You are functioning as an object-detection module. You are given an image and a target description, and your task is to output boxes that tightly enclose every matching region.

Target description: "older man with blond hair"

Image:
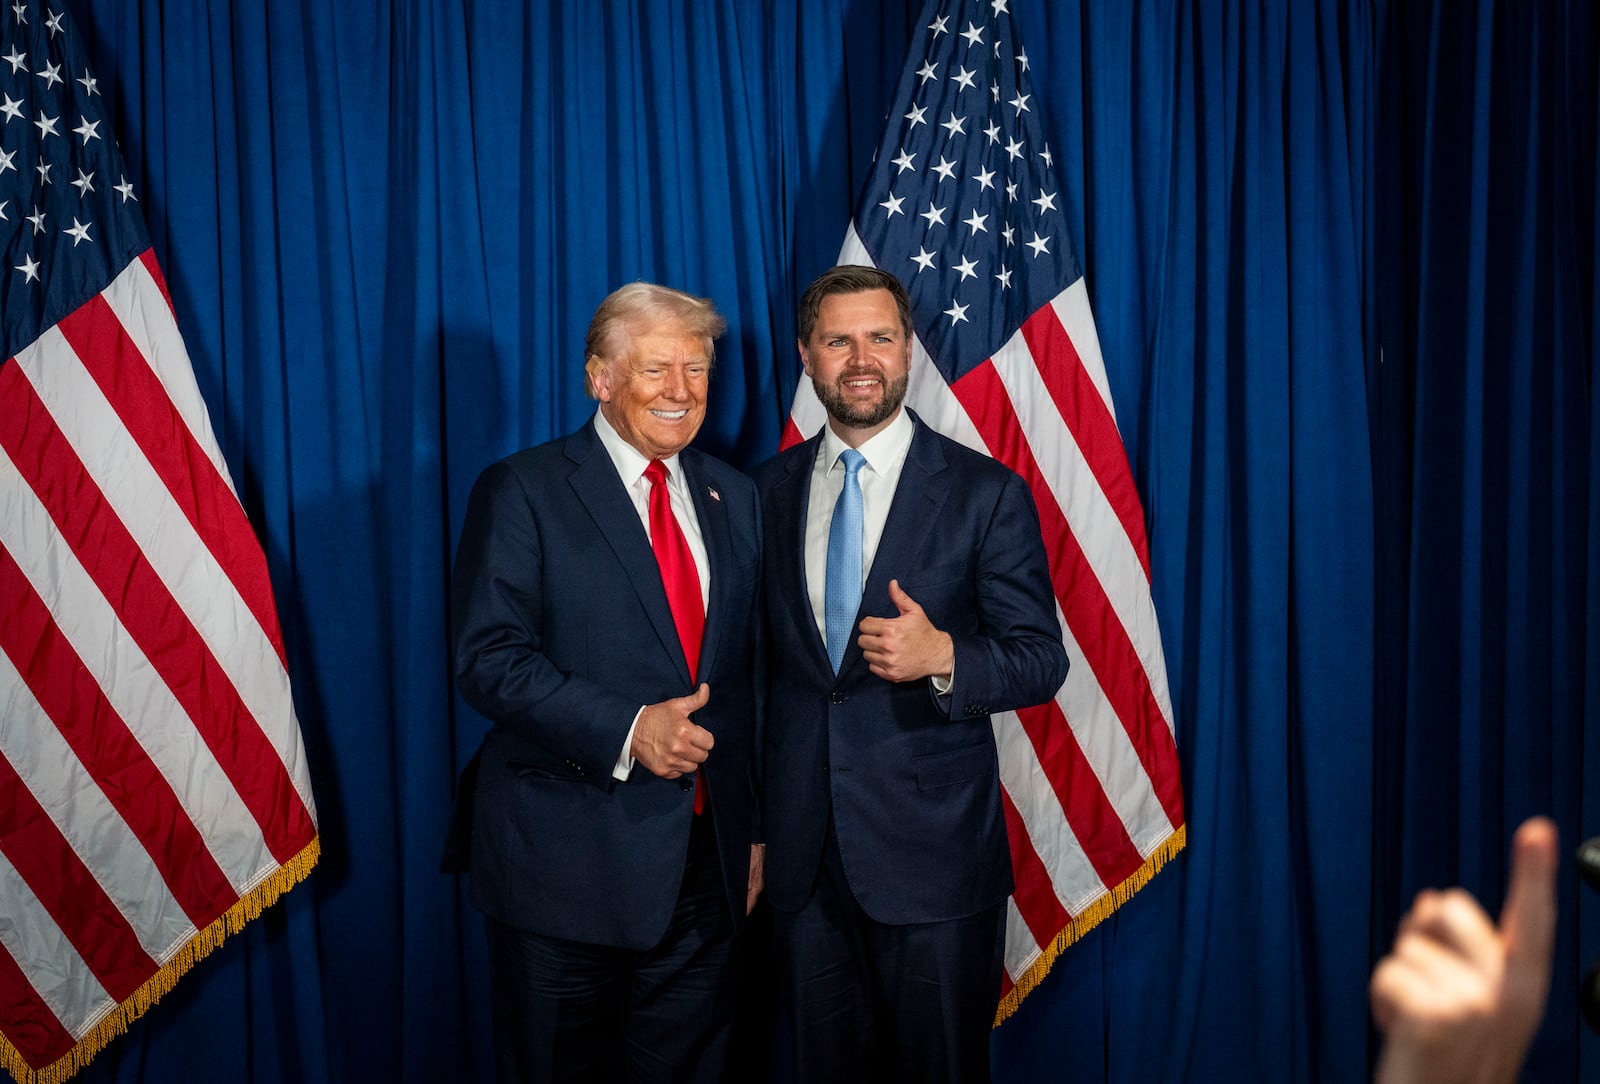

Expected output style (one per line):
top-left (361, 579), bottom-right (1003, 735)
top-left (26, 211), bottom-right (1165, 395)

top-left (452, 282), bottom-right (762, 1082)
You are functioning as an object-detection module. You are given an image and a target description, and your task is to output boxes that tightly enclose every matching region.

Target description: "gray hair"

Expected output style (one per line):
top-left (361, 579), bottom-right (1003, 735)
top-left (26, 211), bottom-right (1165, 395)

top-left (583, 282), bottom-right (726, 398)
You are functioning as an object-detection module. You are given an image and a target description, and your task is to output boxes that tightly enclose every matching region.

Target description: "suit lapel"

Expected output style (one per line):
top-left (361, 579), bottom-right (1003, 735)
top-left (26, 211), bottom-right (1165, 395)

top-left (683, 452), bottom-right (730, 682)
top-left (771, 435), bottom-right (832, 673)
top-left (565, 422), bottom-right (692, 686)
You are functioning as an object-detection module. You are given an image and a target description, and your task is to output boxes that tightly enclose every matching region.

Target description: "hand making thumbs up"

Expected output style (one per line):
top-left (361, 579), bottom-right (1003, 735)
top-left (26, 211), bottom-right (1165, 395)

top-left (856, 579), bottom-right (955, 683)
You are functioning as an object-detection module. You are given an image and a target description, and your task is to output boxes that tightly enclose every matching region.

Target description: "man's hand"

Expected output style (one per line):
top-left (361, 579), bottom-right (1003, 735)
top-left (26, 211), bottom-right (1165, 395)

top-left (747, 844), bottom-right (765, 915)
top-left (1370, 816), bottom-right (1558, 1084)
top-left (857, 579), bottom-right (955, 683)
top-left (631, 683), bottom-right (714, 779)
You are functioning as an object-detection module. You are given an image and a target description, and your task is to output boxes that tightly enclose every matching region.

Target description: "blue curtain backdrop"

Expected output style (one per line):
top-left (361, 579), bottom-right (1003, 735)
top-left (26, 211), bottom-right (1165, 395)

top-left (46, 0), bottom-right (1597, 1080)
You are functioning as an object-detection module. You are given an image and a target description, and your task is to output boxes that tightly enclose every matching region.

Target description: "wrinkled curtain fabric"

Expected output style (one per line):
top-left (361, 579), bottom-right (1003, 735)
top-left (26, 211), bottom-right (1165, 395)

top-left (60, 0), bottom-right (1598, 1080)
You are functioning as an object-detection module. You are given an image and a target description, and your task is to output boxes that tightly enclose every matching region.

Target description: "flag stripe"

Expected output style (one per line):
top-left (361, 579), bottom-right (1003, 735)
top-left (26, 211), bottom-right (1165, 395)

top-left (990, 319), bottom-right (1171, 731)
top-left (1018, 305), bottom-right (1152, 576)
top-left (996, 781), bottom-right (1073, 944)
top-left (0, 361), bottom-right (316, 865)
top-left (0, 934), bottom-right (78, 1068)
top-left (951, 362), bottom-right (1185, 827)
top-left (15, 319), bottom-right (308, 813)
top-left (1052, 617), bottom-right (1174, 857)
top-left (1014, 700), bottom-right (1147, 887)
top-left (0, 640), bottom-right (191, 1004)
top-left (0, 546), bottom-right (238, 930)
top-left (994, 707), bottom-right (1109, 907)
top-left (58, 285), bottom-right (287, 670)
top-left (0, 747), bottom-right (156, 1004)
top-left (0, 437), bottom-right (276, 897)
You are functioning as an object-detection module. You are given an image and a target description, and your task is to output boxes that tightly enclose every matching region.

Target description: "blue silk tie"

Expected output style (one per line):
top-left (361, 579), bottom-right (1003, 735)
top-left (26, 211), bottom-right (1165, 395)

top-left (824, 448), bottom-right (867, 674)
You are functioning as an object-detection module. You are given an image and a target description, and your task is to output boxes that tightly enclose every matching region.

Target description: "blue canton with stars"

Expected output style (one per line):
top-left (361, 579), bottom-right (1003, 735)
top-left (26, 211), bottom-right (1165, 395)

top-left (853, 0), bottom-right (1081, 383)
top-left (0, 0), bottom-right (147, 362)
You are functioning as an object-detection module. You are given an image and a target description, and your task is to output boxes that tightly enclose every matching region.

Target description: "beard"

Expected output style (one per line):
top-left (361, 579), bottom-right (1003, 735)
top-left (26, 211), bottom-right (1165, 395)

top-left (812, 369), bottom-right (909, 430)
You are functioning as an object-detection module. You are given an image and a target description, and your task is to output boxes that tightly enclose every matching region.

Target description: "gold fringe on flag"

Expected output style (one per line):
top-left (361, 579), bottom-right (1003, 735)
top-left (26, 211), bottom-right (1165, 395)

top-left (0, 835), bottom-right (321, 1084)
top-left (993, 824), bottom-right (1187, 1026)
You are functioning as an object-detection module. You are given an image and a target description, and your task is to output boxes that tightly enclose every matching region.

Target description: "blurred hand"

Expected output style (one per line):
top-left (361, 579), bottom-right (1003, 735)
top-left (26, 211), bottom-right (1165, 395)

top-left (1370, 816), bottom-right (1558, 1084)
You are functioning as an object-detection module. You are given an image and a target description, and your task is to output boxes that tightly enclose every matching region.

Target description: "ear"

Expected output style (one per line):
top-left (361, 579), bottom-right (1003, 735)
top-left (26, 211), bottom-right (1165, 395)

top-left (797, 340), bottom-right (814, 379)
top-left (586, 356), bottom-right (612, 402)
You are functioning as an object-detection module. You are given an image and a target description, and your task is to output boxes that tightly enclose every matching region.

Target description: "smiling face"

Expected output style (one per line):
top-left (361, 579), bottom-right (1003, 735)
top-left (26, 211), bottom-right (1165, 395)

top-left (590, 316), bottom-right (712, 460)
top-left (801, 287), bottom-right (912, 446)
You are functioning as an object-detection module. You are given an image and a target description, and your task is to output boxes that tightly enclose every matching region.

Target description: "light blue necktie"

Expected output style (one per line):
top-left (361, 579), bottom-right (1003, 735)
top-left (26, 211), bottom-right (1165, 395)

top-left (824, 448), bottom-right (867, 674)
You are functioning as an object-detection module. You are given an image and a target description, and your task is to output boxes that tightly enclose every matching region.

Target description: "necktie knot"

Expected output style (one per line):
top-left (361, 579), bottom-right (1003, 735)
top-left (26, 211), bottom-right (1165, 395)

top-left (838, 448), bottom-right (866, 479)
top-left (645, 460), bottom-right (669, 487)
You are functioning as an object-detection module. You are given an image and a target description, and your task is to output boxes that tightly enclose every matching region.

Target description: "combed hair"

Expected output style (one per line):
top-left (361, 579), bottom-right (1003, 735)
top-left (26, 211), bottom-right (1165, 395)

top-left (583, 282), bottom-right (726, 398)
top-left (796, 265), bottom-right (913, 343)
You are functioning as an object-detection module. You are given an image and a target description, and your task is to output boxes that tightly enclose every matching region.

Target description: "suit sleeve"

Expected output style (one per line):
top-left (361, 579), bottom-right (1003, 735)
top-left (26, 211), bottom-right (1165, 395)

top-left (943, 470), bottom-right (1069, 718)
top-left (451, 461), bottom-right (641, 783)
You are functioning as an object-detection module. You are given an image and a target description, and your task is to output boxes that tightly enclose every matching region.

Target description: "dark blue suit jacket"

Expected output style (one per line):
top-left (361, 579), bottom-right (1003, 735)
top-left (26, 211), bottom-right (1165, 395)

top-left (753, 413), bottom-right (1067, 925)
top-left (452, 419), bottom-right (760, 950)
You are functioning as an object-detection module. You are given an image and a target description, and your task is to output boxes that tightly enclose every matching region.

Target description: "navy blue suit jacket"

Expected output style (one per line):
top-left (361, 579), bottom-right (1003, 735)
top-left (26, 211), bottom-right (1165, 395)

top-left (452, 419), bottom-right (760, 950)
top-left (753, 412), bottom-right (1067, 925)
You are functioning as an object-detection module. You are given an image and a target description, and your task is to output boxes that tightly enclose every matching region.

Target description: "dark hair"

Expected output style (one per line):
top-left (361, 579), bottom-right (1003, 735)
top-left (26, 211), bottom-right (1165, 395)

top-left (796, 266), bottom-right (913, 343)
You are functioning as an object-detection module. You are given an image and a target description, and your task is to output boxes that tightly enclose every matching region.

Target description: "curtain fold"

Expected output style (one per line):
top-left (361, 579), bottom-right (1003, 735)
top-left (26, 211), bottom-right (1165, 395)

top-left (48, 1), bottom-right (1598, 1080)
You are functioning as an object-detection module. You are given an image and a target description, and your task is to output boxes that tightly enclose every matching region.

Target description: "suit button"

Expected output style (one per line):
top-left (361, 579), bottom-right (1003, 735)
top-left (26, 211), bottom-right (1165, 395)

top-left (678, 777), bottom-right (694, 792)
top-left (822, 762), bottom-right (829, 772)
top-left (830, 692), bottom-right (846, 704)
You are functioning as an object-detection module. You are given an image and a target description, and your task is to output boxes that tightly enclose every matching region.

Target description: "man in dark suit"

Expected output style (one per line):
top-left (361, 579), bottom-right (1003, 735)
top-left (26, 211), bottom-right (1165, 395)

top-left (452, 283), bottom-right (762, 1083)
top-left (753, 266), bottom-right (1068, 1082)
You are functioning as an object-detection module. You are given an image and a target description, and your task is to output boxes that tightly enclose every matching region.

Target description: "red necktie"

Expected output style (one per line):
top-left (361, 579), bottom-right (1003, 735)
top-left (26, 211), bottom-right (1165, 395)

top-left (645, 460), bottom-right (706, 813)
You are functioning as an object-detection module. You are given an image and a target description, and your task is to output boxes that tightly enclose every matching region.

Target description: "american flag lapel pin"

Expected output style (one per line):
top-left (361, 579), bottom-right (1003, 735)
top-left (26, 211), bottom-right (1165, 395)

top-left (707, 486), bottom-right (721, 502)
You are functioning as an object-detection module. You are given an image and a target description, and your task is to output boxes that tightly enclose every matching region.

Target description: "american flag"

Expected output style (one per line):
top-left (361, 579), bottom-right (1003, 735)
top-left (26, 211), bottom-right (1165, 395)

top-left (0, 3), bottom-right (318, 1082)
top-left (784, 0), bottom-right (1186, 1019)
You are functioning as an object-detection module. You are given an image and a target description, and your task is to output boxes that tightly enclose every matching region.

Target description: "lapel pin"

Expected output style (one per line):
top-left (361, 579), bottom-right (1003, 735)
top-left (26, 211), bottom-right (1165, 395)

top-left (707, 487), bottom-right (721, 502)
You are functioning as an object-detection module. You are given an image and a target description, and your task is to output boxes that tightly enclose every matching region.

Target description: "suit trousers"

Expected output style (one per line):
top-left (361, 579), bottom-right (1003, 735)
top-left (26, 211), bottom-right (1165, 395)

top-left (772, 813), bottom-right (1006, 1084)
top-left (485, 812), bottom-right (734, 1084)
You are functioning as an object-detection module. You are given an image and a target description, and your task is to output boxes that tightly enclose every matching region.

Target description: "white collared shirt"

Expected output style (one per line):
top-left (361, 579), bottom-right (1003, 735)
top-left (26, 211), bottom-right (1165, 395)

top-left (592, 408), bottom-right (710, 608)
top-left (804, 408), bottom-right (915, 642)
top-left (592, 408), bottom-right (710, 778)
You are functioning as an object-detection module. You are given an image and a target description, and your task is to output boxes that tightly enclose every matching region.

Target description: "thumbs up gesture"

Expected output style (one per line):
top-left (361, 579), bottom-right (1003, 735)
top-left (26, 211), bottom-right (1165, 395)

top-left (856, 579), bottom-right (955, 683)
top-left (1370, 816), bottom-right (1558, 1084)
top-left (632, 683), bottom-right (715, 778)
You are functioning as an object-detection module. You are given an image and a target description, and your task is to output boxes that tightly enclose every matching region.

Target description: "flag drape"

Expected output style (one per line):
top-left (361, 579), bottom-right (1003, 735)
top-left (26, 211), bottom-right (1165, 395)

top-left (782, 0), bottom-right (1185, 1019)
top-left (0, 4), bottom-right (318, 1081)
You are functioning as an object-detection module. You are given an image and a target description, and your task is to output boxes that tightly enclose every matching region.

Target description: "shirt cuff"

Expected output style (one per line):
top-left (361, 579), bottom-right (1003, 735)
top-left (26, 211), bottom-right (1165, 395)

top-left (931, 665), bottom-right (954, 697)
top-left (613, 707), bottom-right (644, 781)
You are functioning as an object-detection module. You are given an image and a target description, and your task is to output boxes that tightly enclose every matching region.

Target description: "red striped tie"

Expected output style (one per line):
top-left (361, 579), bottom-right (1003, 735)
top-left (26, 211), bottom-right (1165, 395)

top-left (645, 461), bottom-right (706, 814)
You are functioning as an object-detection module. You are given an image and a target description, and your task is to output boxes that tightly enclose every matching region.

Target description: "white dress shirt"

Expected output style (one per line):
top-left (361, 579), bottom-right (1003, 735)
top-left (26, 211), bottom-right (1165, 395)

top-left (592, 408), bottom-right (710, 778)
top-left (802, 409), bottom-right (952, 694)
top-left (804, 408), bottom-right (915, 640)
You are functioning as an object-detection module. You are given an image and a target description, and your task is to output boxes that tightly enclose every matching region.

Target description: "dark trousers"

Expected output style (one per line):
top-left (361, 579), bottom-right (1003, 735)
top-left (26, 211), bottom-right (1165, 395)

top-left (485, 813), bottom-right (735, 1084)
top-left (772, 817), bottom-right (1006, 1084)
